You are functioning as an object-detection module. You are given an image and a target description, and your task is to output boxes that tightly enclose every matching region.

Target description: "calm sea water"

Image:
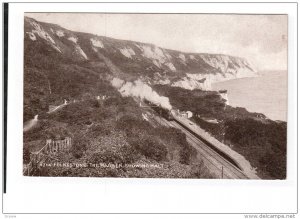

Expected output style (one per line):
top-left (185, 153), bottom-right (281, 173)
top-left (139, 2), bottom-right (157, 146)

top-left (212, 71), bottom-right (288, 121)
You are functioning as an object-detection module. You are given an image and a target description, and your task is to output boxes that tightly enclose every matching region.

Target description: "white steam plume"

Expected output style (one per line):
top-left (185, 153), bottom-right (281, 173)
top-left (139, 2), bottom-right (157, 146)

top-left (111, 78), bottom-right (172, 110)
top-left (111, 78), bottom-right (124, 88)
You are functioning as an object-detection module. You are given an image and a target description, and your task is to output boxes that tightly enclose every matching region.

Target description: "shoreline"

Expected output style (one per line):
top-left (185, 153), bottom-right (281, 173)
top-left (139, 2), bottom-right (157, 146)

top-left (212, 71), bottom-right (287, 122)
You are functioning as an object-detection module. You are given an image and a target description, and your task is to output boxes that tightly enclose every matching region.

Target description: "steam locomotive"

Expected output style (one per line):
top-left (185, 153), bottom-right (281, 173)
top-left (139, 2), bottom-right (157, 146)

top-left (144, 100), bottom-right (174, 121)
top-left (142, 100), bottom-right (242, 171)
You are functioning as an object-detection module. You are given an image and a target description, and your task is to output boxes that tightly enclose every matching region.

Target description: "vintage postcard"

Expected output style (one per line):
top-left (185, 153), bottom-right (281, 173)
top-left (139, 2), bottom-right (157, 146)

top-left (23, 13), bottom-right (287, 179)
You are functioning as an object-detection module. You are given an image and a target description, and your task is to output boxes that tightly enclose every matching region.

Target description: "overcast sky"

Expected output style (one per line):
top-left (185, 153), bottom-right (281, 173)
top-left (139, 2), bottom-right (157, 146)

top-left (26, 13), bottom-right (287, 71)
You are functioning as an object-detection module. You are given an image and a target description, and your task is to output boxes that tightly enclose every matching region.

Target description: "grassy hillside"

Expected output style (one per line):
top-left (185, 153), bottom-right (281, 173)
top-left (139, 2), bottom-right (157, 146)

top-left (24, 28), bottom-right (214, 178)
top-left (24, 33), bottom-right (110, 121)
top-left (24, 94), bottom-right (214, 178)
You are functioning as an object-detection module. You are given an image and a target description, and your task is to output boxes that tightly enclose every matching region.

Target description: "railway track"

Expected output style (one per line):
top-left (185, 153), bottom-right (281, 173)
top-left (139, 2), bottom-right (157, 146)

top-left (153, 115), bottom-right (249, 179)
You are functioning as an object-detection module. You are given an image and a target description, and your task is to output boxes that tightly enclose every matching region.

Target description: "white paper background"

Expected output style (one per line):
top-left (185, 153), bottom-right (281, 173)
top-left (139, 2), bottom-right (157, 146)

top-left (2, 2), bottom-right (298, 215)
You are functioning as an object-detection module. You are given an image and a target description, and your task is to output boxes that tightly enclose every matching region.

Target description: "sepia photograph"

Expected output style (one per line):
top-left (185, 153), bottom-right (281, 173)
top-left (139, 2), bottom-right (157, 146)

top-left (22, 13), bottom-right (287, 180)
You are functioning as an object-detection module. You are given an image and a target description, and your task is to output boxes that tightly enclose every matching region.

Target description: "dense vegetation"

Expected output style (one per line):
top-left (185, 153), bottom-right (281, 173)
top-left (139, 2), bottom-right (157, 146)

top-left (24, 38), bottom-right (213, 178)
top-left (24, 94), bottom-right (213, 178)
top-left (154, 85), bottom-right (287, 179)
top-left (24, 35), bottom-right (109, 121)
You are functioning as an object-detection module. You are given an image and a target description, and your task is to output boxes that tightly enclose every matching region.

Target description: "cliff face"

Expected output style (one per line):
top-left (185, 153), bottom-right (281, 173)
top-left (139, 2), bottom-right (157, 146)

top-left (24, 16), bottom-right (257, 91)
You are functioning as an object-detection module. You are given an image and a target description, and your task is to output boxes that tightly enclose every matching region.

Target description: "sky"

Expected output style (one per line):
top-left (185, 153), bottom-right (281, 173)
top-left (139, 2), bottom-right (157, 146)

top-left (26, 13), bottom-right (288, 71)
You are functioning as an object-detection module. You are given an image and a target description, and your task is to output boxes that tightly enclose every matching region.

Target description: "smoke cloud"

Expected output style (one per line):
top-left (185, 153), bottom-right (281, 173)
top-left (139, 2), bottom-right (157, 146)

top-left (111, 78), bottom-right (124, 88)
top-left (111, 78), bottom-right (172, 110)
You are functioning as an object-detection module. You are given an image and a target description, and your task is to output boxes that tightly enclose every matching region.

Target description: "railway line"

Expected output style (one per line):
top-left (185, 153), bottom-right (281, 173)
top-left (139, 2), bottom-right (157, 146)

top-left (152, 114), bottom-right (249, 179)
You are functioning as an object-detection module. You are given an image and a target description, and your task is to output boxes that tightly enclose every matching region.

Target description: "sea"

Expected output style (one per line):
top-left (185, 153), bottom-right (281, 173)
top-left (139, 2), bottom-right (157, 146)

top-left (212, 71), bottom-right (288, 121)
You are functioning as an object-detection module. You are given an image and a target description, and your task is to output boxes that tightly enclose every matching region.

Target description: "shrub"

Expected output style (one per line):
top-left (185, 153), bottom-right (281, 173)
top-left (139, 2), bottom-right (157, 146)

top-left (190, 161), bottom-right (215, 179)
top-left (224, 118), bottom-right (286, 179)
top-left (154, 126), bottom-right (195, 164)
top-left (90, 123), bottom-right (111, 136)
top-left (71, 135), bottom-right (88, 159)
top-left (129, 136), bottom-right (168, 162)
top-left (88, 143), bottom-right (137, 165)
top-left (116, 114), bottom-right (150, 137)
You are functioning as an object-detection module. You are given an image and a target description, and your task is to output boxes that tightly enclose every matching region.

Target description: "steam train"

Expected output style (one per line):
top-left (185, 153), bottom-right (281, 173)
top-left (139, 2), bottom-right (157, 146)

top-left (143, 99), bottom-right (242, 171)
top-left (144, 100), bottom-right (174, 121)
